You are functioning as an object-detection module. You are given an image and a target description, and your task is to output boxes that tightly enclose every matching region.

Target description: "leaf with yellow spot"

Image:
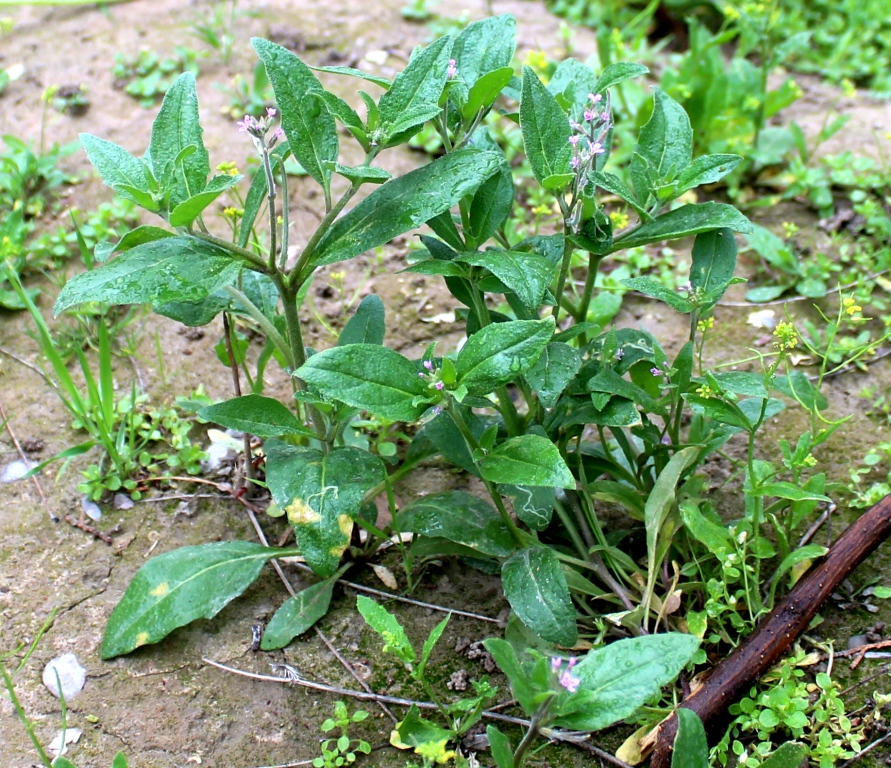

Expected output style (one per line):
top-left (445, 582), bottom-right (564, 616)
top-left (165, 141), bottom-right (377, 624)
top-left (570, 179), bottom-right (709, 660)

top-left (101, 541), bottom-right (286, 659)
top-left (265, 441), bottom-right (385, 578)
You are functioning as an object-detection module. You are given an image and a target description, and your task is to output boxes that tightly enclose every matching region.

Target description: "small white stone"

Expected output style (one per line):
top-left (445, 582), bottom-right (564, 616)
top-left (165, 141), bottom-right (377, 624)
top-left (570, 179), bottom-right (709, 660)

top-left (81, 496), bottom-right (102, 521)
top-left (364, 49), bottom-right (388, 65)
top-left (43, 653), bottom-right (87, 700)
top-left (113, 493), bottom-right (134, 511)
top-left (49, 727), bottom-right (82, 757)
top-left (0, 459), bottom-right (35, 483)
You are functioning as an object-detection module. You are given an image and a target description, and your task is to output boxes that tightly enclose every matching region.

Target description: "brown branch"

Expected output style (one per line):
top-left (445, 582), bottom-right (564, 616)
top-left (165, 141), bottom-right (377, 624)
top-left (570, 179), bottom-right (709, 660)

top-left (651, 493), bottom-right (891, 767)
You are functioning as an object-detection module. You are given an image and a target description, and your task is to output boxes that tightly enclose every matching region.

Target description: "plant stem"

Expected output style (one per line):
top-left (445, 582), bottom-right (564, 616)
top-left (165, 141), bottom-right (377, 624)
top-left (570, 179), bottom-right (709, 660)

top-left (552, 226), bottom-right (576, 325)
top-left (262, 147), bottom-right (278, 271)
top-left (223, 285), bottom-right (294, 369)
top-left (512, 698), bottom-right (553, 768)
top-left (223, 313), bottom-right (256, 494)
top-left (190, 229), bottom-right (269, 272)
top-left (278, 161), bottom-right (290, 271)
top-left (1, 662), bottom-right (53, 768)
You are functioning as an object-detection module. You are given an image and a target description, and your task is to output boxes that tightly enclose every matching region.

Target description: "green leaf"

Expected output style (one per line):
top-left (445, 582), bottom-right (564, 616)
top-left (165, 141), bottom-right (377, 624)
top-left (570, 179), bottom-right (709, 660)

top-left (253, 38), bottom-right (338, 192)
top-left (379, 37), bottom-right (453, 145)
top-left (614, 203), bottom-right (752, 251)
top-left (463, 66), bottom-right (514, 119)
top-left (327, 162), bottom-right (391, 185)
top-left (458, 250), bottom-right (554, 310)
top-left (590, 171), bottom-right (648, 217)
top-left (451, 14), bottom-right (517, 89)
top-left (689, 228), bottom-right (738, 302)
top-left (101, 541), bottom-right (277, 658)
top-left (266, 442), bottom-right (385, 577)
top-left (547, 58), bottom-right (596, 108)
top-left (774, 371), bottom-right (828, 411)
top-left (419, 614), bottom-right (450, 676)
top-left (622, 277), bottom-right (693, 313)
top-left (398, 491), bottom-right (516, 557)
top-left (80, 133), bottom-right (155, 207)
top-left (307, 64), bottom-right (392, 89)
top-left (391, 706), bottom-right (453, 749)
top-left (54, 237), bottom-right (241, 315)
top-left (631, 89), bottom-right (692, 202)
top-left (111, 753), bottom-right (129, 768)
top-left (502, 547), bottom-right (577, 646)
top-left (563, 397), bottom-right (642, 429)
top-left (712, 371), bottom-right (768, 399)
top-left (239, 163), bottom-right (268, 249)
top-left (148, 72), bottom-right (209, 205)
top-left (593, 62), bottom-right (649, 93)
top-left (554, 634), bottom-right (700, 730)
top-left (486, 726), bottom-right (514, 768)
top-left (677, 154), bottom-right (743, 193)
top-left (310, 149), bottom-right (501, 269)
top-left (261, 577), bottom-right (337, 649)
top-left (337, 294), bottom-right (385, 347)
top-left (673, 709), bottom-right (708, 768)
top-left (502, 484), bottom-right (555, 530)
top-left (680, 501), bottom-right (732, 555)
top-left (760, 743), bottom-right (808, 768)
top-left (467, 164), bottom-right (514, 246)
top-left (198, 395), bottom-right (315, 438)
top-left (168, 173), bottom-right (242, 228)
top-left (526, 342), bottom-right (581, 409)
top-left (296, 344), bottom-right (430, 422)
top-left (483, 638), bottom-right (536, 711)
top-left (456, 317), bottom-right (553, 394)
top-left (480, 434), bottom-right (575, 489)
top-left (520, 67), bottom-right (571, 187)
top-left (357, 595), bottom-right (415, 663)
top-left (109, 225), bottom-right (175, 257)
top-left (751, 482), bottom-right (831, 503)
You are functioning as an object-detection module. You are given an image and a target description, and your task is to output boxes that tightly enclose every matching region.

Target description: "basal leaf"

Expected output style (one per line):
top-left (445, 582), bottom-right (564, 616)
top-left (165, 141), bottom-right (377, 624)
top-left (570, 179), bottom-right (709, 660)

top-left (501, 547), bottom-right (577, 646)
top-left (198, 394), bottom-right (315, 438)
top-left (480, 434), bottom-right (575, 489)
top-left (456, 317), bottom-right (553, 394)
top-left (54, 237), bottom-right (240, 315)
top-left (265, 441), bottom-right (384, 577)
top-left (398, 491), bottom-right (516, 557)
top-left (261, 577), bottom-right (337, 649)
top-left (101, 541), bottom-right (277, 658)
top-left (554, 633), bottom-right (700, 730)
top-left (310, 149), bottom-right (501, 269)
top-left (296, 344), bottom-right (430, 422)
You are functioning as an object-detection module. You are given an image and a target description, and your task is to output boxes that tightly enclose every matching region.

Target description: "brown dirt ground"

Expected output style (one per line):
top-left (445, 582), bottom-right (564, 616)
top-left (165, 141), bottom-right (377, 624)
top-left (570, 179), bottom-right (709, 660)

top-left (1, 0), bottom-right (890, 766)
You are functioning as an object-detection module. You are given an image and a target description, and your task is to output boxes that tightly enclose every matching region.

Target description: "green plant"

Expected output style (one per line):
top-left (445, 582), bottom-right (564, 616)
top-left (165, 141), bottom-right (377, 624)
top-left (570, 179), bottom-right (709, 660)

top-left (313, 701), bottom-right (371, 768)
top-left (112, 47), bottom-right (202, 107)
top-left (189, 0), bottom-right (239, 65)
top-left (0, 134), bottom-right (76, 217)
top-left (218, 61), bottom-right (274, 120)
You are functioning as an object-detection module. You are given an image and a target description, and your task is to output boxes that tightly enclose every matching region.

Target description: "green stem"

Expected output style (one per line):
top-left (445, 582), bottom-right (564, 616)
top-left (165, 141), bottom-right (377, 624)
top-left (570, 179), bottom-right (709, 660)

top-left (552, 225), bottom-right (576, 325)
top-left (512, 698), bottom-right (553, 768)
top-left (552, 497), bottom-right (589, 560)
top-left (262, 147), bottom-right (278, 271)
top-left (278, 160), bottom-right (290, 271)
top-left (190, 230), bottom-right (269, 272)
top-left (1, 663), bottom-right (53, 768)
top-left (223, 285), bottom-right (294, 369)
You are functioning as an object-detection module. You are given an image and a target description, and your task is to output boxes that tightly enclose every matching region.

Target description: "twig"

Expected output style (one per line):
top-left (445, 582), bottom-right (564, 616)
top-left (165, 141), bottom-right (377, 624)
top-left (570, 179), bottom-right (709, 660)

top-left (64, 514), bottom-right (112, 545)
top-left (201, 658), bottom-right (633, 768)
top-left (0, 398), bottom-right (58, 523)
top-left (241, 501), bottom-right (396, 723)
top-left (798, 505), bottom-right (833, 548)
top-left (135, 493), bottom-right (221, 503)
top-left (0, 347), bottom-right (51, 383)
top-left (840, 664), bottom-right (890, 697)
top-left (838, 730), bottom-right (891, 767)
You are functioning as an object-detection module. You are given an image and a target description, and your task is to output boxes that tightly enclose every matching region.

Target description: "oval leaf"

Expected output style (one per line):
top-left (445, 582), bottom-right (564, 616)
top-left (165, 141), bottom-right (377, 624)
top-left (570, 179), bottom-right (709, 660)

top-left (198, 395), bottom-right (315, 438)
top-left (101, 542), bottom-right (277, 659)
top-left (480, 434), bottom-right (575, 489)
top-left (261, 577), bottom-right (337, 650)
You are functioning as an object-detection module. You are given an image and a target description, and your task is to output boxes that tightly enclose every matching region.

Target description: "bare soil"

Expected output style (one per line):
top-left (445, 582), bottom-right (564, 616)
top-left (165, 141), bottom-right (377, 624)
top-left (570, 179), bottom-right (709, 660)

top-left (1, 0), bottom-right (890, 766)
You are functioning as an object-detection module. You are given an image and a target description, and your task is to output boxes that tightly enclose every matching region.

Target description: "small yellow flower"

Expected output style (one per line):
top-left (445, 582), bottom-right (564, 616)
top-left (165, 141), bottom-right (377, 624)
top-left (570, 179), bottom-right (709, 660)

top-left (781, 221), bottom-right (799, 239)
top-left (842, 79), bottom-right (857, 99)
top-left (843, 296), bottom-right (862, 315)
top-left (414, 739), bottom-right (456, 765)
top-left (524, 50), bottom-right (549, 77)
top-left (609, 210), bottom-right (630, 229)
top-left (330, 271), bottom-right (346, 281)
top-left (216, 161), bottom-right (240, 176)
top-left (222, 207), bottom-right (243, 220)
top-left (696, 384), bottom-right (716, 398)
top-left (532, 204), bottom-right (551, 217)
top-left (773, 321), bottom-right (799, 351)
top-left (723, 4), bottom-right (741, 20)
top-left (743, 95), bottom-right (761, 112)
top-left (697, 317), bottom-right (715, 333)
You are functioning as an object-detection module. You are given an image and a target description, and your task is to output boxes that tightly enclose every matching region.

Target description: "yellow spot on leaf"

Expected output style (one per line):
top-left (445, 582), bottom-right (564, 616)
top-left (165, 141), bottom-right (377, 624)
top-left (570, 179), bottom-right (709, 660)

top-left (134, 632), bottom-right (149, 648)
top-left (337, 514), bottom-right (353, 536)
top-left (286, 499), bottom-right (321, 526)
top-left (150, 582), bottom-right (169, 598)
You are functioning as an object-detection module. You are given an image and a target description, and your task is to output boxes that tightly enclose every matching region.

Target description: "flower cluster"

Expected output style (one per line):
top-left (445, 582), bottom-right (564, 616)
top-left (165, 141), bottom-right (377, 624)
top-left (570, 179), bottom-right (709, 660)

top-left (773, 321), bottom-right (799, 351)
top-left (419, 359), bottom-right (444, 391)
top-left (550, 656), bottom-right (581, 693)
top-left (568, 91), bottom-right (611, 175)
top-left (237, 107), bottom-right (284, 155)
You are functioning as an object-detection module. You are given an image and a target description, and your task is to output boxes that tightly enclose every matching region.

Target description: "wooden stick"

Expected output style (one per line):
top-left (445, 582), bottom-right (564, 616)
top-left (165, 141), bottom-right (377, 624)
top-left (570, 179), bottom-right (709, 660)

top-left (651, 493), bottom-right (891, 767)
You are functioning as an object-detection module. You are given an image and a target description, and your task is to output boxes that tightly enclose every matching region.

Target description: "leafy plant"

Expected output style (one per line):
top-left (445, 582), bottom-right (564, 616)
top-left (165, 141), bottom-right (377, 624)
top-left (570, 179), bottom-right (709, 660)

top-left (313, 701), bottom-right (371, 768)
top-left (112, 47), bottom-right (202, 107)
top-left (189, 0), bottom-right (240, 65)
top-left (218, 61), bottom-right (274, 120)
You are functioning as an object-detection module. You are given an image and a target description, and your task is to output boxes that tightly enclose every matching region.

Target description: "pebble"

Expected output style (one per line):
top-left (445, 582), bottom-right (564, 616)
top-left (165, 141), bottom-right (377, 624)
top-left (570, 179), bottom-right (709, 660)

top-left (847, 634), bottom-right (868, 650)
top-left (43, 653), bottom-right (87, 700)
top-left (0, 459), bottom-right (35, 483)
top-left (81, 496), bottom-right (102, 521)
top-left (113, 493), bottom-right (134, 511)
top-left (48, 727), bottom-right (82, 757)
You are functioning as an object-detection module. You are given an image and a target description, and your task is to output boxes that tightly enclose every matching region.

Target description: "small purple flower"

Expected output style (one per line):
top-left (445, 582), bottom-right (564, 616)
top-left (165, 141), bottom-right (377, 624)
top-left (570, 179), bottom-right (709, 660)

top-left (601, 110), bottom-right (611, 124)
top-left (560, 671), bottom-right (580, 693)
top-left (418, 372), bottom-right (425, 378)
top-left (570, 156), bottom-right (580, 169)
top-left (423, 360), bottom-right (434, 372)
top-left (550, 657), bottom-right (562, 671)
top-left (661, 434), bottom-right (672, 445)
top-left (584, 109), bottom-right (595, 122)
top-left (569, 134), bottom-right (581, 145)
top-left (434, 381), bottom-right (444, 391)
top-left (678, 281), bottom-right (693, 294)
top-left (588, 92), bottom-right (602, 105)
top-left (590, 142), bottom-right (605, 156)
top-left (650, 367), bottom-right (661, 376)
top-left (447, 58), bottom-right (458, 79)
top-left (266, 107), bottom-right (277, 118)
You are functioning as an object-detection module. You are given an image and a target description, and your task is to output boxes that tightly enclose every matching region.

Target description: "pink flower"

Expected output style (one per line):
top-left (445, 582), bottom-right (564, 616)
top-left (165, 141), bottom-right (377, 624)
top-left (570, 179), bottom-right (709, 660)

top-left (434, 381), bottom-right (444, 390)
top-left (559, 670), bottom-right (580, 693)
top-left (447, 59), bottom-right (458, 79)
top-left (590, 142), bottom-right (605, 155)
top-left (569, 134), bottom-right (581, 145)
top-left (651, 367), bottom-right (662, 376)
top-left (550, 657), bottom-right (562, 671)
top-left (584, 109), bottom-right (595, 122)
top-left (266, 107), bottom-right (277, 118)
top-left (588, 92), bottom-right (602, 104)
top-left (423, 360), bottom-right (434, 372)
